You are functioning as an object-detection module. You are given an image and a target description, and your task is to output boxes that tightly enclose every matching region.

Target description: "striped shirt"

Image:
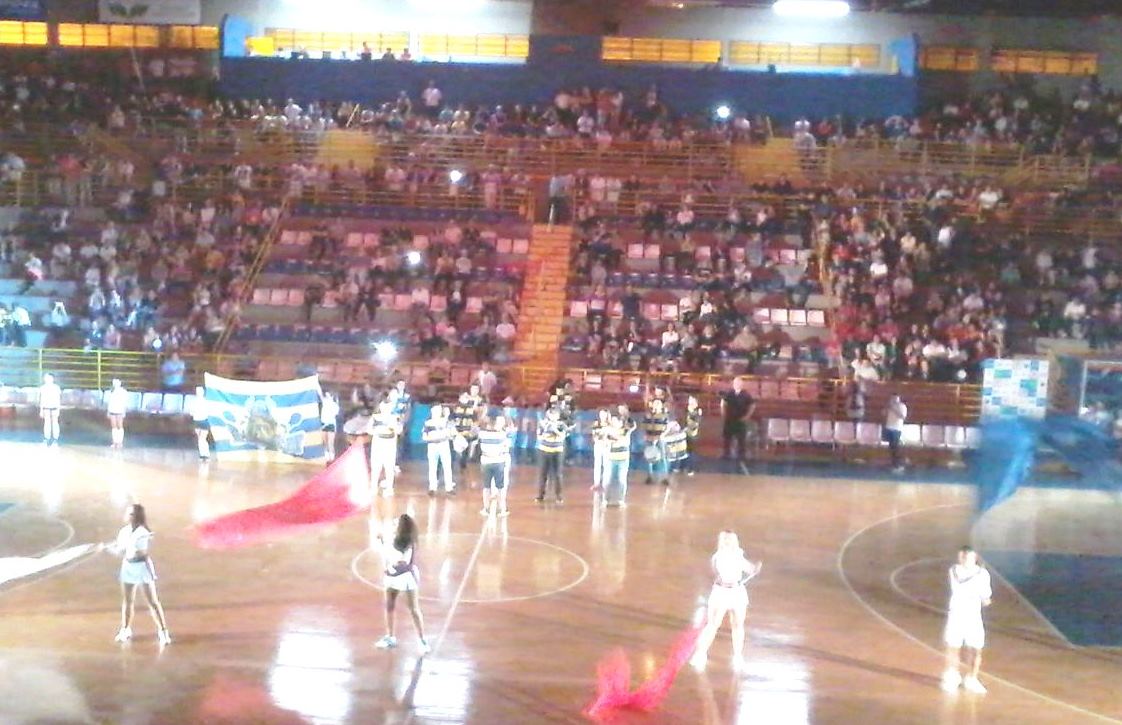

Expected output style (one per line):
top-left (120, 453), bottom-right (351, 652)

top-left (422, 418), bottom-right (454, 446)
top-left (643, 411), bottom-right (668, 440)
top-left (368, 414), bottom-right (401, 440)
top-left (662, 426), bottom-right (689, 461)
top-left (537, 418), bottom-right (568, 454)
top-left (686, 408), bottom-right (702, 438)
top-left (478, 428), bottom-right (512, 465)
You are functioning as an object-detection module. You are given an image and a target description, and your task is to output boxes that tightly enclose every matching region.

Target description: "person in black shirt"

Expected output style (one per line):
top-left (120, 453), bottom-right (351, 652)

top-left (720, 376), bottom-right (755, 473)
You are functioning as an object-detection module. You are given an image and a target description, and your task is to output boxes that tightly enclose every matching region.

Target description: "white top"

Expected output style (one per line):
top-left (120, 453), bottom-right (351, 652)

top-left (885, 399), bottom-right (908, 431)
top-left (106, 387), bottom-right (130, 415)
top-left (190, 396), bottom-right (208, 423)
top-left (367, 413), bottom-right (401, 440)
top-left (321, 396), bottom-right (340, 425)
top-left (113, 524), bottom-right (152, 561)
top-left (712, 548), bottom-right (754, 588)
top-left (383, 542), bottom-right (414, 576)
top-left (947, 564), bottom-right (992, 617)
top-left (39, 382), bottom-right (61, 409)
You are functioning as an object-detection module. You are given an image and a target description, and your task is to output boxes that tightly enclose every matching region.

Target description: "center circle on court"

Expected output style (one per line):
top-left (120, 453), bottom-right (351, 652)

top-left (351, 533), bottom-right (589, 604)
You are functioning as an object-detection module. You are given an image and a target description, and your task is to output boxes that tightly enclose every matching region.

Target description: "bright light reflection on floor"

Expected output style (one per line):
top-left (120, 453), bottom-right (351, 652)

top-left (735, 660), bottom-right (810, 724)
top-left (268, 613), bottom-right (353, 722)
top-left (410, 659), bottom-right (472, 721)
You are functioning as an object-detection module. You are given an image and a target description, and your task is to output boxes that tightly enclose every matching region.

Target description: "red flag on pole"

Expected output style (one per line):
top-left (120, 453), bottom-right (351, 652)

top-left (191, 443), bottom-right (371, 549)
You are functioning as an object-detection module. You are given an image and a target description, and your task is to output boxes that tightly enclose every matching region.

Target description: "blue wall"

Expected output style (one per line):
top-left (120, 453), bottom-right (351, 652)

top-left (218, 54), bottom-right (917, 122)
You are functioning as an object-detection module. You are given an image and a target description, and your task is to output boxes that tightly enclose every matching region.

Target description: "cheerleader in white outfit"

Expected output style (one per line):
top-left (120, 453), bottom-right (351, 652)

top-left (39, 373), bottom-right (62, 445)
top-left (374, 514), bottom-right (429, 653)
top-left (941, 546), bottom-right (993, 694)
top-left (105, 379), bottom-right (129, 449)
top-left (690, 531), bottom-right (762, 671)
top-left (101, 504), bottom-right (171, 645)
top-left (190, 386), bottom-right (210, 460)
top-left (321, 390), bottom-right (340, 462)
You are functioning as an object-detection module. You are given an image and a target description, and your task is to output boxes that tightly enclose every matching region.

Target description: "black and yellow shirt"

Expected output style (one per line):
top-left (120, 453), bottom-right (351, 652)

top-left (685, 408), bottom-right (702, 439)
top-left (452, 401), bottom-right (480, 439)
top-left (662, 426), bottom-right (689, 461)
top-left (643, 410), bottom-right (669, 441)
top-left (537, 418), bottom-right (569, 454)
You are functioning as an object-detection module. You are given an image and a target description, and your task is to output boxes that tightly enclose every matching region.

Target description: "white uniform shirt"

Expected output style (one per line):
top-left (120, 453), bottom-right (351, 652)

top-left (321, 396), bottom-right (340, 426)
top-left (885, 400), bottom-right (908, 431)
top-left (191, 396), bottom-right (208, 423)
top-left (947, 564), bottom-right (992, 618)
top-left (113, 524), bottom-right (152, 561)
top-left (39, 382), bottom-right (61, 409)
top-left (106, 387), bottom-right (130, 415)
top-left (368, 414), bottom-right (401, 442)
top-left (712, 548), bottom-right (752, 587)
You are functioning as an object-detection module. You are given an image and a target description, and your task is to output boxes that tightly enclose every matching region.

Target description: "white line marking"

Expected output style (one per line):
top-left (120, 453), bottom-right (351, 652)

top-left (431, 523), bottom-right (488, 656)
top-left (836, 502), bottom-right (1122, 723)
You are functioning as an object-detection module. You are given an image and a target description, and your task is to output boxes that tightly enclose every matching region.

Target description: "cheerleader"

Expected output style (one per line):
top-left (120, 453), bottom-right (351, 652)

top-left (690, 531), bottom-right (762, 671)
top-left (105, 378), bottom-right (129, 449)
top-left (39, 372), bottom-right (61, 446)
top-left (367, 399), bottom-right (403, 496)
top-left (190, 386), bottom-right (210, 460)
top-left (590, 409), bottom-right (612, 493)
top-left (374, 514), bottom-right (430, 653)
top-left (321, 390), bottom-right (340, 462)
top-left (101, 503), bottom-right (171, 646)
top-left (423, 404), bottom-right (456, 496)
top-left (684, 395), bottom-right (702, 476)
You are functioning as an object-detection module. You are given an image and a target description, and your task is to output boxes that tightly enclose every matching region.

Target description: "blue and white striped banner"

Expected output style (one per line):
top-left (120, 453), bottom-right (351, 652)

top-left (203, 373), bottom-right (324, 461)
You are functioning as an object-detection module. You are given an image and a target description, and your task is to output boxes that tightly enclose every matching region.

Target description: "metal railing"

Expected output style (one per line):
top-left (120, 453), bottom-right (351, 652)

top-left (0, 348), bottom-right (981, 424)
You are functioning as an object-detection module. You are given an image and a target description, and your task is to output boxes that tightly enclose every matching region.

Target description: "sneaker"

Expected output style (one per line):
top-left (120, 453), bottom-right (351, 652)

top-left (479, 507), bottom-right (491, 516)
top-left (555, 498), bottom-right (564, 506)
top-left (689, 652), bottom-right (707, 670)
top-left (661, 479), bottom-right (671, 487)
top-left (686, 470), bottom-right (696, 477)
top-left (114, 627), bottom-right (132, 643)
top-left (644, 477), bottom-right (654, 486)
top-left (418, 638), bottom-right (431, 655)
top-left (498, 509), bottom-right (510, 518)
top-left (941, 670), bottom-right (962, 692)
top-left (374, 635), bottom-right (397, 649)
top-left (158, 629), bottom-right (172, 646)
top-left (534, 496), bottom-right (545, 504)
top-left (446, 488), bottom-right (457, 497)
top-left (427, 490), bottom-right (436, 497)
top-left (892, 465), bottom-right (906, 474)
top-left (962, 676), bottom-right (987, 694)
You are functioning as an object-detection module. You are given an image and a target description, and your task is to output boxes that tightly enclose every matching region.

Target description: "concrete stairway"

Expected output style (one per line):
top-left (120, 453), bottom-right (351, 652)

top-left (513, 224), bottom-right (573, 398)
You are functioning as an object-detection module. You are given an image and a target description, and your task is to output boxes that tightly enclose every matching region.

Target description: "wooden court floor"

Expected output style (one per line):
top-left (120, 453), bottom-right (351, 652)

top-left (0, 439), bottom-right (1120, 724)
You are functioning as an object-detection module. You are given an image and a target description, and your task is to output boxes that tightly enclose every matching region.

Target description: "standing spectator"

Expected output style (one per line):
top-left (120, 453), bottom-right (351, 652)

top-left (884, 394), bottom-right (908, 473)
top-left (476, 363), bottom-right (497, 401)
top-left (720, 376), bottom-right (755, 473)
top-left (161, 352), bottom-right (186, 392)
top-left (10, 304), bottom-right (31, 347)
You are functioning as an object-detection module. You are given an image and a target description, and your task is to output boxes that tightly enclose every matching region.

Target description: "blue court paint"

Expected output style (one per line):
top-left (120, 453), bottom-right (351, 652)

top-left (982, 550), bottom-right (1122, 647)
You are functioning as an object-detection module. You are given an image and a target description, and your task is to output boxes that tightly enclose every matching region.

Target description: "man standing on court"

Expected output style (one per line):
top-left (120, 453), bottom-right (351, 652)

top-left (720, 376), bottom-right (755, 474)
top-left (941, 546), bottom-right (992, 694)
top-left (423, 404), bottom-right (456, 496)
top-left (884, 393), bottom-right (908, 473)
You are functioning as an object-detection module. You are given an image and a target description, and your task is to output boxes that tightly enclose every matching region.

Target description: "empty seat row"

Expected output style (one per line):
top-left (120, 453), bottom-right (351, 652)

top-left (0, 386), bottom-right (193, 416)
top-left (569, 299), bottom-right (826, 327)
top-left (250, 288), bottom-right (487, 315)
top-left (292, 203), bottom-right (517, 224)
top-left (766, 419), bottom-right (981, 450)
top-left (625, 243), bottom-right (811, 266)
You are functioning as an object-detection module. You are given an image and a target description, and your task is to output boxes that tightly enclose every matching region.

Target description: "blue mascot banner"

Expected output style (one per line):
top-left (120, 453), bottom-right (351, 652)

top-left (203, 373), bottom-right (324, 461)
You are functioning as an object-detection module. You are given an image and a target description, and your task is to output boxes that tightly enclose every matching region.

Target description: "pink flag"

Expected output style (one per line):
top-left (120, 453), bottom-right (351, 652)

top-left (584, 625), bottom-right (703, 721)
top-left (191, 443), bottom-right (370, 549)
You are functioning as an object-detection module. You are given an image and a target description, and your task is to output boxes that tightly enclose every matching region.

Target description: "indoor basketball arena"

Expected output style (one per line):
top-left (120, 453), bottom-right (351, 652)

top-left (1, 0), bottom-right (1121, 723)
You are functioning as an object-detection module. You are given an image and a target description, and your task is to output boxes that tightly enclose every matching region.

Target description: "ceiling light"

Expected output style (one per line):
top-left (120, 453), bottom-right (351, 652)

top-left (773, 0), bottom-right (850, 18)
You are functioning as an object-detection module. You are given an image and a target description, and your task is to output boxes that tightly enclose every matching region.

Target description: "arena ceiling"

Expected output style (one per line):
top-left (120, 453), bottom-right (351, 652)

top-left (642, 0), bottom-right (1122, 15)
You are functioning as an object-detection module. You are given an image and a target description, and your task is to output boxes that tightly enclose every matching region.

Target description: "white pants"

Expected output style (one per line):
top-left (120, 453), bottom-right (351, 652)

top-left (427, 443), bottom-right (454, 491)
top-left (944, 612), bottom-right (985, 650)
top-left (371, 439), bottom-right (397, 491)
top-left (42, 409), bottom-right (60, 441)
top-left (592, 443), bottom-right (610, 488)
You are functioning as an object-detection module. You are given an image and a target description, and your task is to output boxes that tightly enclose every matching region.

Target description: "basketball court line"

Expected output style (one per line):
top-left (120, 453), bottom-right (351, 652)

top-left (837, 502), bottom-right (1122, 724)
